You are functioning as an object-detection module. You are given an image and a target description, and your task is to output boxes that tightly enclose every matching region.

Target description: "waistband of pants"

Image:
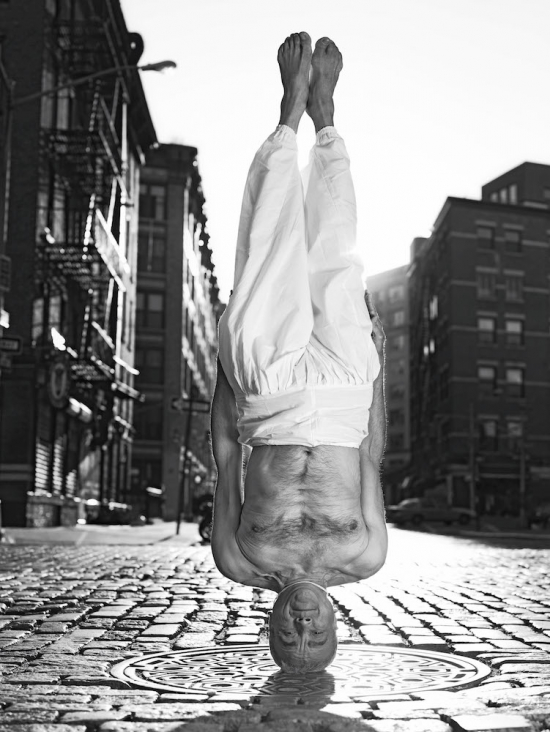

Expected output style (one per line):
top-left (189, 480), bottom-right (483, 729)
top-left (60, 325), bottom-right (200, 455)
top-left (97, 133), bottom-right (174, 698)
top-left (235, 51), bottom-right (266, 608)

top-left (235, 383), bottom-right (373, 412)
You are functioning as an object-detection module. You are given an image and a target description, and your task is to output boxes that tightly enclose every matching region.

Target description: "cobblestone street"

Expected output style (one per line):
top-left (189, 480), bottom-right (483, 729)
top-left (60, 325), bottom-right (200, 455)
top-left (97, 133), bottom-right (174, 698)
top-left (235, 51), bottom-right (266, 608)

top-left (1, 528), bottom-right (550, 731)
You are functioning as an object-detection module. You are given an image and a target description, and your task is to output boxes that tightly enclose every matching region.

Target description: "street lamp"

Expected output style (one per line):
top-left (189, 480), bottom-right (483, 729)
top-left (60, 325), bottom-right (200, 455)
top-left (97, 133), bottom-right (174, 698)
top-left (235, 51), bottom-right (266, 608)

top-left (11, 60), bottom-right (177, 107)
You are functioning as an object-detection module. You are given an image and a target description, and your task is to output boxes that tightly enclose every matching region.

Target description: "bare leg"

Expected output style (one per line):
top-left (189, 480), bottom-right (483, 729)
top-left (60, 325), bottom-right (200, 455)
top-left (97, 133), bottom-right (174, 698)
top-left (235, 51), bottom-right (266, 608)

top-left (278, 32), bottom-right (312, 133)
top-left (306, 38), bottom-right (343, 132)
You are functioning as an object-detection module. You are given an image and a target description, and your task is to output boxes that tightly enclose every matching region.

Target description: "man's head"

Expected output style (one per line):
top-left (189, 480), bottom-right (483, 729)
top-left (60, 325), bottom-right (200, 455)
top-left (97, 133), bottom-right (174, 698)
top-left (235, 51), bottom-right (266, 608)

top-left (269, 580), bottom-right (337, 673)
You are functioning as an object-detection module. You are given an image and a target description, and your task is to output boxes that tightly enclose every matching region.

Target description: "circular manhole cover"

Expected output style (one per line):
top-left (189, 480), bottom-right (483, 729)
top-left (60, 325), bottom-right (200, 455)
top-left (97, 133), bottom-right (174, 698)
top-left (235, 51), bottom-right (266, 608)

top-left (112, 645), bottom-right (491, 699)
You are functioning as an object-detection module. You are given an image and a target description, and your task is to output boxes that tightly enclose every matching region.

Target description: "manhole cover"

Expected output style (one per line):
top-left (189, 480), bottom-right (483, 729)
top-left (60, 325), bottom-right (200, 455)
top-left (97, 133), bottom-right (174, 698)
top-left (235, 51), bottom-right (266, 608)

top-left (112, 645), bottom-right (491, 699)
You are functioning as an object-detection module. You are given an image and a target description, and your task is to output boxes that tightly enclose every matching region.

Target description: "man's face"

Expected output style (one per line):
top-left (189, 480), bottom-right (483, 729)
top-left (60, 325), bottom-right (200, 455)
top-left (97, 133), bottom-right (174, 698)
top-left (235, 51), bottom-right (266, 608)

top-left (269, 583), bottom-right (337, 672)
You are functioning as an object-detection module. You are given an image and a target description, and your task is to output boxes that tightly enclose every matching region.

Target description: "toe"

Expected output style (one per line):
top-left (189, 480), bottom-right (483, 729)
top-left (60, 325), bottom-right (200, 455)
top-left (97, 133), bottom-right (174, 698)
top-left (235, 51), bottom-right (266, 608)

top-left (299, 31), bottom-right (311, 45)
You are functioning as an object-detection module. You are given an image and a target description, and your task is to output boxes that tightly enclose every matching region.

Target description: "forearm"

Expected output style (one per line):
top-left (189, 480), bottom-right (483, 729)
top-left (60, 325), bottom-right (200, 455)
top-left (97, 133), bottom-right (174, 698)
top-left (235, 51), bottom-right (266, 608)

top-left (359, 450), bottom-right (386, 523)
top-left (360, 352), bottom-right (387, 464)
top-left (211, 358), bottom-right (244, 514)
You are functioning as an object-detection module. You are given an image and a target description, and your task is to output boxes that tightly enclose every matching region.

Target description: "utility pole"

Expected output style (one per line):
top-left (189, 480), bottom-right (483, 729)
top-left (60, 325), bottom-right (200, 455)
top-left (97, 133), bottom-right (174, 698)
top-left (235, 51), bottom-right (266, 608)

top-left (175, 392), bottom-right (194, 536)
top-left (174, 388), bottom-right (211, 535)
top-left (519, 432), bottom-right (527, 529)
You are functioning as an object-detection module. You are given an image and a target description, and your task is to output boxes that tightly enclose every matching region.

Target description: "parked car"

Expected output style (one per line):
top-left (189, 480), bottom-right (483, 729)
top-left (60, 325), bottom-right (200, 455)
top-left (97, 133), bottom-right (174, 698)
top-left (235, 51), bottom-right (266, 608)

top-left (386, 498), bottom-right (476, 527)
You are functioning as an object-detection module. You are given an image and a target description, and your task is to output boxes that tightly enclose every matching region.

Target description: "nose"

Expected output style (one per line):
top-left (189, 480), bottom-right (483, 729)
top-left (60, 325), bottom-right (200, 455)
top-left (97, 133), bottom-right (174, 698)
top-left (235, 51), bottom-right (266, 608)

top-left (295, 615), bottom-right (312, 625)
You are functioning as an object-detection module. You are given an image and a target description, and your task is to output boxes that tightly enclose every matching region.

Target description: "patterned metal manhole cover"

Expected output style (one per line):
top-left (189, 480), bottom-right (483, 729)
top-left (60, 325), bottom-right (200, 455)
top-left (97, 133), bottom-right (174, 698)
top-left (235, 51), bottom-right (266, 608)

top-left (112, 645), bottom-right (491, 699)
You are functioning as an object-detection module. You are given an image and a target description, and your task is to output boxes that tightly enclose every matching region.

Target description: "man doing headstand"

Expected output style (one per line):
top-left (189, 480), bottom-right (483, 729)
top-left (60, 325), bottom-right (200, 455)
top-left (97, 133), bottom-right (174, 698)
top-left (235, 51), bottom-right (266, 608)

top-left (211, 32), bottom-right (388, 673)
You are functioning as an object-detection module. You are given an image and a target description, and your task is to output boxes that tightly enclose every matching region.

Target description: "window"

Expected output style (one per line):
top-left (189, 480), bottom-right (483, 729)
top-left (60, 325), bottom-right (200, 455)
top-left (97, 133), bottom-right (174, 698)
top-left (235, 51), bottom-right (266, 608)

top-left (49, 293), bottom-right (62, 332)
top-left (429, 295), bottom-right (438, 320)
top-left (508, 184), bottom-right (518, 205)
top-left (504, 230), bottom-right (522, 253)
top-left (477, 272), bottom-right (496, 299)
top-left (136, 291), bottom-right (165, 329)
top-left (134, 404), bottom-right (163, 441)
top-left (506, 419), bottom-right (523, 451)
top-left (389, 334), bottom-right (405, 351)
top-left (499, 188), bottom-right (508, 204)
top-left (389, 434), bottom-right (404, 451)
top-left (133, 458), bottom-right (162, 488)
top-left (32, 297), bottom-right (44, 346)
top-left (138, 230), bottom-right (167, 273)
top-left (135, 347), bottom-right (164, 384)
top-left (388, 359), bottom-right (406, 378)
top-left (389, 384), bottom-right (405, 401)
top-left (505, 274), bottom-right (523, 302)
top-left (543, 187), bottom-right (550, 201)
top-left (506, 367), bottom-right (524, 397)
top-left (389, 409), bottom-right (405, 426)
top-left (505, 319), bottom-right (524, 346)
top-left (489, 192), bottom-right (499, 203)
top-left (139, 184), bottom-right (167, 220)
top-left (478, 316), bottom-right (496, 344)
top-left (477, 226), bottom-right (494, 249)
top-left (388, 285), bottom-right (405, 303)
top-left (478, 365), bottom-right (497, 394)
top-left (392, 310), bottom-right (405, 327)
top-left (479, 419), bottom-right (498, 451)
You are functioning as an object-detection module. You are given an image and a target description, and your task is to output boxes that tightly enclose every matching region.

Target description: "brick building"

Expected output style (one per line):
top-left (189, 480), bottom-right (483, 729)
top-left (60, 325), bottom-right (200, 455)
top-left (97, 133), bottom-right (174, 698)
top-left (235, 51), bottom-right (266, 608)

top-left (132, 144), bottom-right (222, 522)
top-left (0, 0), bottom-right (156, 525)
top-left (409, 163), bottom-right (550, 519)
top-left (367, 265), bottom-right (410, 503)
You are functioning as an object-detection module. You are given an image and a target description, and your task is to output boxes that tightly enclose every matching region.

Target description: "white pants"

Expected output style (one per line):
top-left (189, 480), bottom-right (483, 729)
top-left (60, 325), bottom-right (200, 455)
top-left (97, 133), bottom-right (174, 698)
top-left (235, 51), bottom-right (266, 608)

top-left (218, 125), bottom-right (380, 447)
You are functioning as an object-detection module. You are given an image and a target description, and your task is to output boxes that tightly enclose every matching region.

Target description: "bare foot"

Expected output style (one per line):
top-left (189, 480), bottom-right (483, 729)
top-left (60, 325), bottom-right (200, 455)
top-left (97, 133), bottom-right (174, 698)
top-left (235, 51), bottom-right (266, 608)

top-left (277, 32), bottom-right (312, 133)
top-left (307, 37), bottom-right (343, 132)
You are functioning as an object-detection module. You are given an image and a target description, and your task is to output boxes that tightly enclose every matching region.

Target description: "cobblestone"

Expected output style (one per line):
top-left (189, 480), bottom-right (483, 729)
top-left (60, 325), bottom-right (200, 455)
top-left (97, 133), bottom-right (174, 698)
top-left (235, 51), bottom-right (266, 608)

top-left (1, 531), bottom-right (550, 730)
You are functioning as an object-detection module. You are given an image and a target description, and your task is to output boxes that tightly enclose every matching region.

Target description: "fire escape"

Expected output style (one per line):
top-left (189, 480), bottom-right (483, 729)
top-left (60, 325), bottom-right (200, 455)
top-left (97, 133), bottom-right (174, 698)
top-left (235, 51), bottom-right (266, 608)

top-left (34, 6), bottom-right (139, 503)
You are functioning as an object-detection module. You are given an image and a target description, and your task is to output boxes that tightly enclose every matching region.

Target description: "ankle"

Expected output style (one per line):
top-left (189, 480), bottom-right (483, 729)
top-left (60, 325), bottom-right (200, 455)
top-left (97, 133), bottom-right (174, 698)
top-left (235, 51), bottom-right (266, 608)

top-left (308, 101), bottom-right (334, 132)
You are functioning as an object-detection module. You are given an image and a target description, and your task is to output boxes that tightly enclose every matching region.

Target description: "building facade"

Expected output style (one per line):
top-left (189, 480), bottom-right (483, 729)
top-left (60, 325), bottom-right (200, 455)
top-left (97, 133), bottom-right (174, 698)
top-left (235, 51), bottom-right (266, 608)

top-left (367, 265), bottom-right (410, 503)
top-left (0, 0), bottom-right (156, 526)
top-left (132, 144), bottom-right (222, 522)
top-left (409, 163), bottom-right (550, 519)
top-left (0, 45), bottom-right (11, 358)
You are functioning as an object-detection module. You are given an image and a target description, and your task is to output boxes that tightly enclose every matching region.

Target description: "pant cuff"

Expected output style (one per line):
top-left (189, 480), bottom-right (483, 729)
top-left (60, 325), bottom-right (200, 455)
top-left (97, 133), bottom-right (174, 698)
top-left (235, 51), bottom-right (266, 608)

top-left (316, 126), bottom-right (339, 144)
top-left (274, 124), bottom-right (298, 144)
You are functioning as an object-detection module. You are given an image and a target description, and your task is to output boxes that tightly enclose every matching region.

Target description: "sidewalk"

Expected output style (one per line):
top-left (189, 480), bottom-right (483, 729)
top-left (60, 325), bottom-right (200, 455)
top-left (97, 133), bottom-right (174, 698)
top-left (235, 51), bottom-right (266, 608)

top-left (1, 520), bottom-right (201, 546)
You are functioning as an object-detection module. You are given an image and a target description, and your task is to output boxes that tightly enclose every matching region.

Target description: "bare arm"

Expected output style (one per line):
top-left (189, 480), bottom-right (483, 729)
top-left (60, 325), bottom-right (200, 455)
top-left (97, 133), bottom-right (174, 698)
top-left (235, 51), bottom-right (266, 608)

top-left (358, 293), bottom-right (388, 572)
top-left (210, 358), bottom-right (248, 580)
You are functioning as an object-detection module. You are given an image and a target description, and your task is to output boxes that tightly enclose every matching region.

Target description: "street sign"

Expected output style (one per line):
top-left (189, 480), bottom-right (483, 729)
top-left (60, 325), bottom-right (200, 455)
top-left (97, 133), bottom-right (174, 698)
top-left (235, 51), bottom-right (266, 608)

top-left (171, 396), bottom-right (187, 412)
top-left (0, 336), bottom-right (22, 355)
top-left (171, 395), bottom-right (211, 413)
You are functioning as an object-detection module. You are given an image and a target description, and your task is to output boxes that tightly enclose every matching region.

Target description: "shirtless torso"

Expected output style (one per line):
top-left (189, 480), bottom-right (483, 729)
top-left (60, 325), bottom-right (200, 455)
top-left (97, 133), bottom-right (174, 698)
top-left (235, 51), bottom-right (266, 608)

top-left (234, 444), bottom-right (380, 590)
top-left (210, 359), bottom-right (388, 592)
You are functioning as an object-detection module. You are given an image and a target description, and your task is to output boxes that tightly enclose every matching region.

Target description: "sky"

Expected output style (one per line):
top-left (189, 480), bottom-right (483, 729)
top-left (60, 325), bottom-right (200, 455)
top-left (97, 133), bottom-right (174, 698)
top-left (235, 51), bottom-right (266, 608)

top-left (121, 0), bottom-right (550, 302)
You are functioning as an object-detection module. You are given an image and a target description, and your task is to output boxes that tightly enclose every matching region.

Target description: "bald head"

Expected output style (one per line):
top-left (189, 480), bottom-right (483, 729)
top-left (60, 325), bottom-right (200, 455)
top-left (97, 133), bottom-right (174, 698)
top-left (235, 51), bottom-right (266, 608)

top-left (269, 581), bottom-right (337, 673)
